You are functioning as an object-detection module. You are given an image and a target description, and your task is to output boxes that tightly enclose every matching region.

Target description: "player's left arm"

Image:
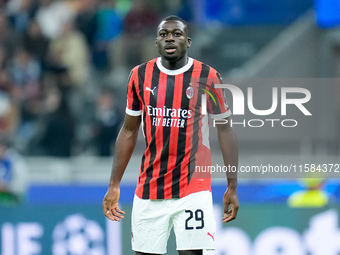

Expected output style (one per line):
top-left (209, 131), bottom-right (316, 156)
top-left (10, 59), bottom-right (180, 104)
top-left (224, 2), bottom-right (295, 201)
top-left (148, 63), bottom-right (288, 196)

top-left (216, 118), bottom-right (239, 223)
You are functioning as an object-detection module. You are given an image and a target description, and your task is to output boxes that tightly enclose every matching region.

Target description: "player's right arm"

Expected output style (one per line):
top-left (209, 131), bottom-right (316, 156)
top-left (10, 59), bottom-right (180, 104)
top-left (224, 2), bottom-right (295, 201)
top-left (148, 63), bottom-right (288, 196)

top-left (103, 114), bottom-right (141, 221)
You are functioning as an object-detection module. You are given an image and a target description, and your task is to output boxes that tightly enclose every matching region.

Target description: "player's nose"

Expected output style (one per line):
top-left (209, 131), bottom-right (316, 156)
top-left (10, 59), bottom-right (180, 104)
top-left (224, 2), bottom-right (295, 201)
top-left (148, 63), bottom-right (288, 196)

top-left (165, 33), bottom-right (174, 41)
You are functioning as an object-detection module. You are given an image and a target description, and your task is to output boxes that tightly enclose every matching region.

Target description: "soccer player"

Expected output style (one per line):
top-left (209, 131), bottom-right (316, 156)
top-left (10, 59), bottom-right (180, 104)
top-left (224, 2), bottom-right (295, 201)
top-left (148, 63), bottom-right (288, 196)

top-left (103, 15), bottom-right (239, 255)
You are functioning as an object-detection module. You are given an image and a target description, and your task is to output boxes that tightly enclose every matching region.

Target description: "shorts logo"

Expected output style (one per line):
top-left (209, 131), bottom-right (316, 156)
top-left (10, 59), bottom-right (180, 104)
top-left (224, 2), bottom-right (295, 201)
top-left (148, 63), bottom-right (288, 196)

top-left (186, 85), bottom-right (194, 99)
top-left (207, 232), bottom-right (215, 241)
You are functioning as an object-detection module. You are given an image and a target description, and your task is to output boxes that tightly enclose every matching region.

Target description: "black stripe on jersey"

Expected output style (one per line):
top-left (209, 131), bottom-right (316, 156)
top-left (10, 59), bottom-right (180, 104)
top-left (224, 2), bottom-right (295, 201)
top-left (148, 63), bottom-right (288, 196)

top-left (187, 63), bottom-right (210, 184)
top-left (216, 72), bottom-right (223, 83)
top-left (137, 63), bottom-right (147, 185)
top-left (171, 67), bottom-right (193, 198)
top-left (131, 81), bottom-right (140, 111)
top-left (142, 64), bottom-right (160, 199)
top-left (157, 75), bottom-right (173, 199)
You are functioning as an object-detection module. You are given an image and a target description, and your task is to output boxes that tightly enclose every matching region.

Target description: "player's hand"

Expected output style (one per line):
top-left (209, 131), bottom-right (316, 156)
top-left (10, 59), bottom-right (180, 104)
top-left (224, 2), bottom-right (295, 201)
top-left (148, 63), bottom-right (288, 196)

top-left (103, 186), bottom-right (125, 222)
top-left (222, 187), bottom-right (239, 223)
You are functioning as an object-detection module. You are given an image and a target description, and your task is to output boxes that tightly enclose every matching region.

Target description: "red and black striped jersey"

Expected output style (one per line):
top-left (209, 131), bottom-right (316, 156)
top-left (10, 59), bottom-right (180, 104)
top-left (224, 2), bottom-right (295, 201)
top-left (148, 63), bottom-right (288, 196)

top-left (126, 57), bottom-right (231, 199)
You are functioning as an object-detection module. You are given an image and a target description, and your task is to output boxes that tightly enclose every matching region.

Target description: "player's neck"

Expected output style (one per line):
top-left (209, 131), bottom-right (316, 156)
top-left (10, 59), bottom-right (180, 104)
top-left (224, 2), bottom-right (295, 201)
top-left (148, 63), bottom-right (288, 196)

top-left (160, 55), bottom-right (188, 70)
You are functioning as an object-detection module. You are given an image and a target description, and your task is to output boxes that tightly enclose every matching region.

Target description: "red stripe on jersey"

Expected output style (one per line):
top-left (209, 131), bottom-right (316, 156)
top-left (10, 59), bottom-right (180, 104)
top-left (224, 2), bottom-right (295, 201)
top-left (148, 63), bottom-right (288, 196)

top-left (148, 71), bottom-right (167, 199)
top-left (136, 61), bottom-right (154, 196)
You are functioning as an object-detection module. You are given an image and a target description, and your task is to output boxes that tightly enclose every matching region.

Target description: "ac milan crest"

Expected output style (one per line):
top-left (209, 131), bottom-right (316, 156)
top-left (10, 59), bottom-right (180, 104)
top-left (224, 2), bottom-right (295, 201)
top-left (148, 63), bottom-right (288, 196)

top-left (186, 86), bottom-right (194, 99)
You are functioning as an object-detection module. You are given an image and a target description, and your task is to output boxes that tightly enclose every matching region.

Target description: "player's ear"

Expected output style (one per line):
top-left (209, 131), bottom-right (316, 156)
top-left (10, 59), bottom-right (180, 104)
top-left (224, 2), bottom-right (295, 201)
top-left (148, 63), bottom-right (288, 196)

top-left (155, 39), bottom-right (158, 48)
top-left (187, 37), bottom-right (191, 48)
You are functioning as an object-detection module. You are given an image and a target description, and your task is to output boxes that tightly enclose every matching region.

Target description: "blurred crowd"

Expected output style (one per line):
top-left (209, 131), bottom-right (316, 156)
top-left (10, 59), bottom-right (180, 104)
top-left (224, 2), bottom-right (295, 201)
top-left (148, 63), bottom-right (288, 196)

top-left (0, 0), bottom-right (193, 157)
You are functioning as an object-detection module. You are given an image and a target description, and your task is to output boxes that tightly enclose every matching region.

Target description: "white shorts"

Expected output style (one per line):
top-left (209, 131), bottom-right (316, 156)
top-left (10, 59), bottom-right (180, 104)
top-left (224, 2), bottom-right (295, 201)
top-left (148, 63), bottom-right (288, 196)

top-left (131, 190), bottom-right (216, 254)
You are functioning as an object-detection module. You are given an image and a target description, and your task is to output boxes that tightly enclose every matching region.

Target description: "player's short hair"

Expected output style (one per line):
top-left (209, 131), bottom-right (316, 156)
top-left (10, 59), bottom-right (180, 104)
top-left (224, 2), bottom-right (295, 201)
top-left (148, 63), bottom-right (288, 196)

top-left (159, 15), bottom-right (189, 34)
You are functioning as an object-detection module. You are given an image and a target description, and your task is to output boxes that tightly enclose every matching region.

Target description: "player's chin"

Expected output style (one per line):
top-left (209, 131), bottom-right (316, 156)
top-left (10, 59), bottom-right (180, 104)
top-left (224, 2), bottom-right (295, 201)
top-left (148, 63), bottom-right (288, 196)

top-left (163, 54), bottom-right (180, 62)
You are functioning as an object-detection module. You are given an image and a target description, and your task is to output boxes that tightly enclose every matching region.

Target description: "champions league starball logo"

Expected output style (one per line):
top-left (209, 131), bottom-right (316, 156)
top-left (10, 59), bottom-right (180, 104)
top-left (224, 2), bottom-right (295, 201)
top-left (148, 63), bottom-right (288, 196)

top-left (52, 214), bottom-right (105, 255)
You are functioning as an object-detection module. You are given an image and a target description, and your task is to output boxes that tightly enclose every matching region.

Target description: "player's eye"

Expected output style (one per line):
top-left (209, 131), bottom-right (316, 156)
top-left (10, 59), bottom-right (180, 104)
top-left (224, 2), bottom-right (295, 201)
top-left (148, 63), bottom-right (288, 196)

top-left (174, 33), bottom-right (181, 37)
top-left (159, 32), bottom-right (167, 37)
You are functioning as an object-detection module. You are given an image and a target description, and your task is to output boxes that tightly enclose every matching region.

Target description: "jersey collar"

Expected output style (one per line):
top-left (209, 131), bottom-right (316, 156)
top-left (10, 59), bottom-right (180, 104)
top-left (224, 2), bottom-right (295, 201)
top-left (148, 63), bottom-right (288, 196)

top-left (156, 57), bottom-right (194, 76)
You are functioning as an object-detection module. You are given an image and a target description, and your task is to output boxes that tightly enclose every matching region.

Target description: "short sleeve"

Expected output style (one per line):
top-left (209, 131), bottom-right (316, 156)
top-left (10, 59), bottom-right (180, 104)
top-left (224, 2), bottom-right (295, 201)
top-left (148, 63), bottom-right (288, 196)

top-left (126, 67), bottom-right (142, 116)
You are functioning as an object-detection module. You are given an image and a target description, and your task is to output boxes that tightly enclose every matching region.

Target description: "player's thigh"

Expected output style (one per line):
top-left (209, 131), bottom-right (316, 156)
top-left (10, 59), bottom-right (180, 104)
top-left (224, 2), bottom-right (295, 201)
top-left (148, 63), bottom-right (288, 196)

top-left (173, 191), bottom-right (216, 251)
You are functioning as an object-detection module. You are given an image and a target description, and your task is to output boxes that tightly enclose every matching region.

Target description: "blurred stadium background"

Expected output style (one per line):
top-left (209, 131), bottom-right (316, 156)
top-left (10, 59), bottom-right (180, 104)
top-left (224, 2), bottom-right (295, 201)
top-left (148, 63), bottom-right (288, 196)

top-left (0, 0), bottom-right (340, 254)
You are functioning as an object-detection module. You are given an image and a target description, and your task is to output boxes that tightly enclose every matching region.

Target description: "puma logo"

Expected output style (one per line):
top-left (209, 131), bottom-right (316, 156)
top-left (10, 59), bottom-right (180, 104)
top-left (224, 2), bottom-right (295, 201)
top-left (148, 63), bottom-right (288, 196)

top-left (207, 232), bottom-right (215, 241)
top-left (146, 87), bottom-right (156, 95)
